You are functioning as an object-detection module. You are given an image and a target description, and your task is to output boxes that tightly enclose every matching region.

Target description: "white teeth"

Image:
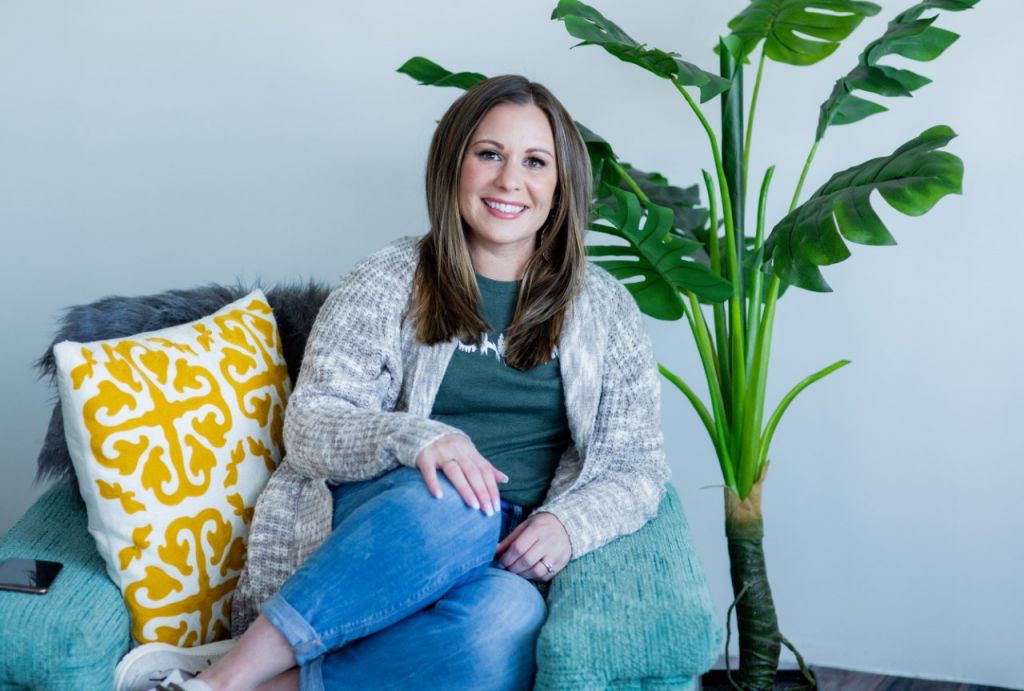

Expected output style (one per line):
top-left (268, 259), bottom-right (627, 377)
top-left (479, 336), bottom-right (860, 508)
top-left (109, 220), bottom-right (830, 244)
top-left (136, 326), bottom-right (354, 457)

top-left (484, 200), bottom-right (526, 214)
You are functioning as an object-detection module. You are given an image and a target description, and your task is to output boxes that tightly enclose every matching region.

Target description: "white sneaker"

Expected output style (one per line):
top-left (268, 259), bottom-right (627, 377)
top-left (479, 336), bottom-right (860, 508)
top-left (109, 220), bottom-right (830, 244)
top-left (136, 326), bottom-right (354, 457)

top-left (113, 639), bottom-right (235, 691)
top-left (145, 669), bottom-right (214, 691)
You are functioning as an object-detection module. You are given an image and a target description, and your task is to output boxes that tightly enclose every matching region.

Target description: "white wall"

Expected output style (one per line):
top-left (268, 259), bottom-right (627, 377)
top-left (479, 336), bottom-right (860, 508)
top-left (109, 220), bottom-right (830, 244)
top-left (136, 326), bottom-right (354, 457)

top-left (1, 1), bottom-right (1020, 687)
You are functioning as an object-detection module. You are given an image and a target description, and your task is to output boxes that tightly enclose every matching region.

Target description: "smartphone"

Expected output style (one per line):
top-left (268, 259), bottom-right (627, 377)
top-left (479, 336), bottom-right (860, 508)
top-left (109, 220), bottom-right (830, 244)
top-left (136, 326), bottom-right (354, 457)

top-left (0, 557), bottom-right (64, 595)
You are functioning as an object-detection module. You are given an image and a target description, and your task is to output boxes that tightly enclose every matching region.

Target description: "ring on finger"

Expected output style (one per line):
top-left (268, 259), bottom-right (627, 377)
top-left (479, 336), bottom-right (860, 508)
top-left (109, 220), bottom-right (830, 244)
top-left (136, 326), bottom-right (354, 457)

top-left (542, 559), bottom-right (554, 574)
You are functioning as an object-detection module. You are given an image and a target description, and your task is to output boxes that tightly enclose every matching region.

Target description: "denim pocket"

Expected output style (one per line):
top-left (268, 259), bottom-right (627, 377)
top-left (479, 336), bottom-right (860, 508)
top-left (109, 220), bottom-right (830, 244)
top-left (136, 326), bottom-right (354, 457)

top-left (498, 498), bottom-right (526, 542)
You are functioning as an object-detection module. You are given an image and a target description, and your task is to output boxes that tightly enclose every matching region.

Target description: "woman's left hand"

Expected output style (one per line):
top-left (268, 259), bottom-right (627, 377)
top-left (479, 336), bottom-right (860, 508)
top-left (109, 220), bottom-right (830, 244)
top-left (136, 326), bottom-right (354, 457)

top-left (494, 511), bottom-right (571, 582)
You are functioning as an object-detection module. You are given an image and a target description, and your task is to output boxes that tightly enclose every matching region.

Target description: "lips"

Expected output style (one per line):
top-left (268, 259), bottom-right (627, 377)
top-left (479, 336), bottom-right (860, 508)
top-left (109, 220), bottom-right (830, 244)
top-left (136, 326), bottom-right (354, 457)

top-left (483, 198), bottom-right (527, 219)
top-left (484, 198), bottom-right (527, 212)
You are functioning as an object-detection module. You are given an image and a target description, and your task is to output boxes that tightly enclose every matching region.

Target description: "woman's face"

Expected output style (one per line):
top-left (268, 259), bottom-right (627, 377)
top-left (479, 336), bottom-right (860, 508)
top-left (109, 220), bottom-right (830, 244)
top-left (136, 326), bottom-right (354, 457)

top-left (458, 103), bottom-right (558, 273)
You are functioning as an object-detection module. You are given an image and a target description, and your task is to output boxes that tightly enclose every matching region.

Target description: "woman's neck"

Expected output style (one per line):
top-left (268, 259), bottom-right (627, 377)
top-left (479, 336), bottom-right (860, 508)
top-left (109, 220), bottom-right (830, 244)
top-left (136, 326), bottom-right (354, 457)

top-left (468, 241), bottom-right (532, 281)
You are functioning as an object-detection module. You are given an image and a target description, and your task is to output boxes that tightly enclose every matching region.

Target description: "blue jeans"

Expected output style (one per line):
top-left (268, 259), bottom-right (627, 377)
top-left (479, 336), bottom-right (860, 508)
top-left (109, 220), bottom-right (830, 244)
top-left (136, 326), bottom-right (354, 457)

top-left (260, 465), bottom-right (548, 690)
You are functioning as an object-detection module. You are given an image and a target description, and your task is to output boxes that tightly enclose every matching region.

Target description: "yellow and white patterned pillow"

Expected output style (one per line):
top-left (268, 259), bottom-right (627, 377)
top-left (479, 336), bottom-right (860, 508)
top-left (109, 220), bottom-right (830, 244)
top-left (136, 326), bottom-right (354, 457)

top-left (53, 290), bottom-right (289, 646)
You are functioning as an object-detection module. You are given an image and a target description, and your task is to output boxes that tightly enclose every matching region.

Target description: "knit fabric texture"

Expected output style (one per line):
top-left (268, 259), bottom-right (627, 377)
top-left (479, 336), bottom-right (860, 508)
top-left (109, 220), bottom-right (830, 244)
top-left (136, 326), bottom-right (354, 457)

top-left (533, 485), bottom-right (720, 689)
top-left (0, 481), bottom-right (130, 689)
top-left (232, 235), bottom-right (672, 634)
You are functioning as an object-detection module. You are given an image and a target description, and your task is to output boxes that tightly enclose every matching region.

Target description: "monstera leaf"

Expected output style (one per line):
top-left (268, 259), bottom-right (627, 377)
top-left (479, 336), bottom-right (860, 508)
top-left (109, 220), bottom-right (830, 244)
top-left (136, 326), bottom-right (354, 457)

top-left (597, 163), bottom-right (709, 249)
top-left (551, 0), bottom-right (730, 102)
top-left (575, 122), bottom-right (621, 199)
top-left (726, 0), bottom-right (881, 65)
top-left (588, 187), bottom-right (732, 319)
top-left (817, 0), bottom-right (979, 140)
top-left (397, 57), bottom-right (486, 90)
top-left (765, 125), bottom-right (962, 291)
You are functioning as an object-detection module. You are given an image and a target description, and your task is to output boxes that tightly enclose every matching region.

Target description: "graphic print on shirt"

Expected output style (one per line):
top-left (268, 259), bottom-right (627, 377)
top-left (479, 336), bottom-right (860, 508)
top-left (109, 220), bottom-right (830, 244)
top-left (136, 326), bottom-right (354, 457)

top-left (457, 332), bottom-right (559, 366)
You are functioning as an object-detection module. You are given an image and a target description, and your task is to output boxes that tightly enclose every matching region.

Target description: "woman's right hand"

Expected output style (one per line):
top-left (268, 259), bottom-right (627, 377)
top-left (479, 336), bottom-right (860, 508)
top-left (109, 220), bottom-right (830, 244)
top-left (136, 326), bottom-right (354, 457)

top-left (415, 434), bottom-right (508, 516)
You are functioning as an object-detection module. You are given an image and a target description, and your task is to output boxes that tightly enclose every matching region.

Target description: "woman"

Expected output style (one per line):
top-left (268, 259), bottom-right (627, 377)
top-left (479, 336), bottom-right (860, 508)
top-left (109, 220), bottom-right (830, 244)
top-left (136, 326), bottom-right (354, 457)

top-left (125, 74), bottom-right (669, 691)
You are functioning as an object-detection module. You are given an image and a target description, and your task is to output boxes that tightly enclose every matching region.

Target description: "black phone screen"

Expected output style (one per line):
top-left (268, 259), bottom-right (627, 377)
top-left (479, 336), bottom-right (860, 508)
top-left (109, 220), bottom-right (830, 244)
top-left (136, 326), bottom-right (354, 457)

top-left (0, 557), bottom-right (64, 594)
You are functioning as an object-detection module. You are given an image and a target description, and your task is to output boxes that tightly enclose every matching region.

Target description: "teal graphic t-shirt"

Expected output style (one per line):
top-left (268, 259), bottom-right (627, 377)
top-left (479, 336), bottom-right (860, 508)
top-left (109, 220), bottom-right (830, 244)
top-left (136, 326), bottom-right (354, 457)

top-left (429, 273), bottom-right (571, 509)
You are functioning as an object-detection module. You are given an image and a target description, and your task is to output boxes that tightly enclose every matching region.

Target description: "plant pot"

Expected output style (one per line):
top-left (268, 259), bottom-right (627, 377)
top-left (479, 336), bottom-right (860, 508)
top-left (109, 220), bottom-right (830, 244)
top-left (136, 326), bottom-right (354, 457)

top-left (700, 668), bottom-right (818, 691)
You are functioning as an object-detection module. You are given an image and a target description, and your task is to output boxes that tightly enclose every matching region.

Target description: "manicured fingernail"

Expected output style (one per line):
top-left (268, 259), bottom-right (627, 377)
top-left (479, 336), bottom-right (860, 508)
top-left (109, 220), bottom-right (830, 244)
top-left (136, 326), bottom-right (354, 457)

top-left (434, 490), bottom-right (442, 499)
top-left (471, 499), bottom-right (480, 510)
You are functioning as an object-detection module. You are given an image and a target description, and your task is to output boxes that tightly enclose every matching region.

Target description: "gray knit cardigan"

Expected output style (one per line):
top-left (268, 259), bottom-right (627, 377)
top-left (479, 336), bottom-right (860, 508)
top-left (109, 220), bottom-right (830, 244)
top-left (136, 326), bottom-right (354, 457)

top-left (231, 236), bottom-right (671, 635)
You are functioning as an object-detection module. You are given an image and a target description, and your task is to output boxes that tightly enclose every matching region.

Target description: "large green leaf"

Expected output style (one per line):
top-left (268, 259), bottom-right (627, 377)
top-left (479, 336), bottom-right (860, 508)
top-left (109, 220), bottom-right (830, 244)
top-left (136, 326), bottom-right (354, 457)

top-left (726, 0), bottom-right (881, 65)
top-left (589, 188), bottom-right (733, 319)
top-left (816, 0), bottom-right (978, 140)
top-left (764, 125), bottom-right (962, 291)
top-left (396, 57), bottom-right (487, 90)
top-left (576, 121), bottom-right (615, 164)
top-left (605, 164), bottom-right (708, 243)
top-left (551, 0), bottom-right (730, 102)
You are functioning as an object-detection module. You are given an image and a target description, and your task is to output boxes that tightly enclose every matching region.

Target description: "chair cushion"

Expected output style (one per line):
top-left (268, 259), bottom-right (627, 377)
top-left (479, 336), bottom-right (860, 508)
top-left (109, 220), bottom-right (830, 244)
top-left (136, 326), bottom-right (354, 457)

top-left (0, 480), bottom-right (129, 690)
top-left (533, 484), bottom-right (721, 689)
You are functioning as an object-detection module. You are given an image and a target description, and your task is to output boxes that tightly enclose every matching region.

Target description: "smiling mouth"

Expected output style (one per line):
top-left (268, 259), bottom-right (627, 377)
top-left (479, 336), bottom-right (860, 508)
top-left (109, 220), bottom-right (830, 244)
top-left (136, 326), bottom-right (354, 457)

top-left (483, 199), bottom-right (527, 214)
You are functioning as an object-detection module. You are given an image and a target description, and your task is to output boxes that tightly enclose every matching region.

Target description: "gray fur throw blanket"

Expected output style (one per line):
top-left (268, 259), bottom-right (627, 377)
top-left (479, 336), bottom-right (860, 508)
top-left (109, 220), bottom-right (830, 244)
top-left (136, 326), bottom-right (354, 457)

top-left (35, 281), bottom-right (331, 486)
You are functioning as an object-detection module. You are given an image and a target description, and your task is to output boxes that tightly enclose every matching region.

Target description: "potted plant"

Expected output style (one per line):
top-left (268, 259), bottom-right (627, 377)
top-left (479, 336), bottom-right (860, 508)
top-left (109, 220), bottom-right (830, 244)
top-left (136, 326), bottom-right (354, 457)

top-left (399, 0), bottom-right (976, 686)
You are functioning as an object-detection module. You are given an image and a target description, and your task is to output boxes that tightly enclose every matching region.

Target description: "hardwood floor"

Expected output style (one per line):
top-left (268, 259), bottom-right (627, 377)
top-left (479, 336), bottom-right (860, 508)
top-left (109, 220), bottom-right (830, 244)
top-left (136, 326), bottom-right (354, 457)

top-left (701, 653), bottom-right (1020, 691)
top-left (702, 667), bottom-right (1020, 691)
top-left (812, 667), bottom-right (1019, 691)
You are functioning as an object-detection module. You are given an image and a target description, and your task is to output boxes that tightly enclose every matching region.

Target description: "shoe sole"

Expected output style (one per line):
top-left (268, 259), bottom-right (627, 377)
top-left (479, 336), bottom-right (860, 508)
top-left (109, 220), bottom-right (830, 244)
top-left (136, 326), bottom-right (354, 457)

top-left (113, 639), bottom-right (236, 691)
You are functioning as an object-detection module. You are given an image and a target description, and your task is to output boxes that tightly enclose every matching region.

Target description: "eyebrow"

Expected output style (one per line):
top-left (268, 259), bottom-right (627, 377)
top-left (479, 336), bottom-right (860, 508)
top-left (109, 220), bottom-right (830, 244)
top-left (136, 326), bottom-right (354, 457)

top-left (471, 139), bottom-right (554, 158)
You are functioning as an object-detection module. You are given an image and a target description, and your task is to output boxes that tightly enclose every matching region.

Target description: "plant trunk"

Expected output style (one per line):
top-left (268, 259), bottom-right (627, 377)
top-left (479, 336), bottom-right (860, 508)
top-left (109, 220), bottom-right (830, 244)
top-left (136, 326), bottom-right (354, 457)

top-left (724, 464), bottom-right (780, 690)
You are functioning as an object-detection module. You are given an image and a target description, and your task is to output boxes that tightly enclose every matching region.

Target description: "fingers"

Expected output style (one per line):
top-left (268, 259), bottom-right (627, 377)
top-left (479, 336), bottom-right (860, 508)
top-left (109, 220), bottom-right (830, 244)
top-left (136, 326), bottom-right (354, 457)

top-left (496, 516), bottom-right (570, 582)
top-left (496, 519), bottom-right (528, 555)
top-left (502, 539), bottom-right (560, 582)
top-left (456, 445), bottom-right (508, 517)
top-left (443, 459), bottom-right (491, 514)
top-left (415, 434), bottom-right (508, 516)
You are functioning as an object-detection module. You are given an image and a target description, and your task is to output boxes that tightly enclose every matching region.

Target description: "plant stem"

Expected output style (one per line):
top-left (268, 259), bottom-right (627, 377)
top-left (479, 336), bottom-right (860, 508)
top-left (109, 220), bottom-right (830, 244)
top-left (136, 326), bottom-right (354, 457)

top-left (659, 362), bottom-right (715, 440)
top-left (674, 82), bottom-right (739, 287)
top-left (737, 274), bottom-right (779, 497)
top-left (745, 164), bottom-right (775, 371)
top-left (608, 159), bottom-right (650, 204)
top-left (673, 81), bottom-right (746, 460)
top-left (742, 49), bottom-right (767, 207)
top-left (683, 294), bottom-right (737, 492)
top-left (790, 138), bottom-right (820, 212)
top-left (759, 358), bottom-right (851, 467)
top-left (611, 155), bottom-right (737, 488)
top-left (703, 169), bottom-right (729, 389)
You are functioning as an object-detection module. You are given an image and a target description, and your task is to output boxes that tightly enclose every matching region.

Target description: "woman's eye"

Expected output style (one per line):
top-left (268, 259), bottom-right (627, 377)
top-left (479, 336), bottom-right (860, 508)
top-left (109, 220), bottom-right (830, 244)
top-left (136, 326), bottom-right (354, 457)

top-left (478, 150), bottom-right (501, 161)
top-left (525, 157), bottom-right (547, 169)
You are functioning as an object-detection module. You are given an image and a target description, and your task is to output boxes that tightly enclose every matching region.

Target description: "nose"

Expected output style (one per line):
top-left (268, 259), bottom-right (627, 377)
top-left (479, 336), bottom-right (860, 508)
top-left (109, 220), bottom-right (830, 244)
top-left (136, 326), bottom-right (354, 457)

top-left (495, 161), bottom-right (522, 191)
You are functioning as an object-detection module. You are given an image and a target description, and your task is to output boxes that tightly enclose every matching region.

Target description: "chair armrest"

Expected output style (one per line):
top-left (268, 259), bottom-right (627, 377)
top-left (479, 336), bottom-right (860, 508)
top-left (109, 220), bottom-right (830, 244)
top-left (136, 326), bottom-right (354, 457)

top-left (0, 480), bottom-right (130, 689)
top-left (533, 483), bottom-right (721, 690)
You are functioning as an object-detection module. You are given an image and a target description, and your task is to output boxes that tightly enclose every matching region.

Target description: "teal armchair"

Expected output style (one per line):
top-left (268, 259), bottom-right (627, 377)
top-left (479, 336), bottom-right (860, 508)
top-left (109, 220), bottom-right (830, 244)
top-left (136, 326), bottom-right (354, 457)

top-left (0, 478), bottom-right (720, 689)
top-left (0, 283), bottom-right (721, 690)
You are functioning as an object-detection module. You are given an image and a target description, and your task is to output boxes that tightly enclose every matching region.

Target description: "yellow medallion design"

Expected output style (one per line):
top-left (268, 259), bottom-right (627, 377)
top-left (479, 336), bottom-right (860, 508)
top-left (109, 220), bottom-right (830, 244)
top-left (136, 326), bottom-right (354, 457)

top-left (54, 291), bottom-right (288, 646)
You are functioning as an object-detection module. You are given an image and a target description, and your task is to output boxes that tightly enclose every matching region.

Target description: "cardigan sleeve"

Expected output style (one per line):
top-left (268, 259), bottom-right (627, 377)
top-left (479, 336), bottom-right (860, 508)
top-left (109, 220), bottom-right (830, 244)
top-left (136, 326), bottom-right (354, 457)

top-left (282, 246), bottom-right (467, 482)
top-left (533, 280), bottom-right (671, 560)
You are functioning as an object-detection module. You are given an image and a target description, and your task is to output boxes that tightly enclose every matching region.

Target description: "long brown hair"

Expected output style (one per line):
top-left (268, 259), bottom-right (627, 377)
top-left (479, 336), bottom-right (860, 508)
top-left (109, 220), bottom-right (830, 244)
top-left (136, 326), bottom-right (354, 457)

top-left (412, 75), bottom-right (591, 370)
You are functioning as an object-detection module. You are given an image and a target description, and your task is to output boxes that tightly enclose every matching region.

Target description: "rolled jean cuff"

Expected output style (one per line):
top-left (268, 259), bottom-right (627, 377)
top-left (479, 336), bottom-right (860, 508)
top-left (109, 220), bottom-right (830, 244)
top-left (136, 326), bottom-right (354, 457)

top-left (301, 656), bottom-right (325, 691)
top-left (261, 590), bottom-right (328, 666)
